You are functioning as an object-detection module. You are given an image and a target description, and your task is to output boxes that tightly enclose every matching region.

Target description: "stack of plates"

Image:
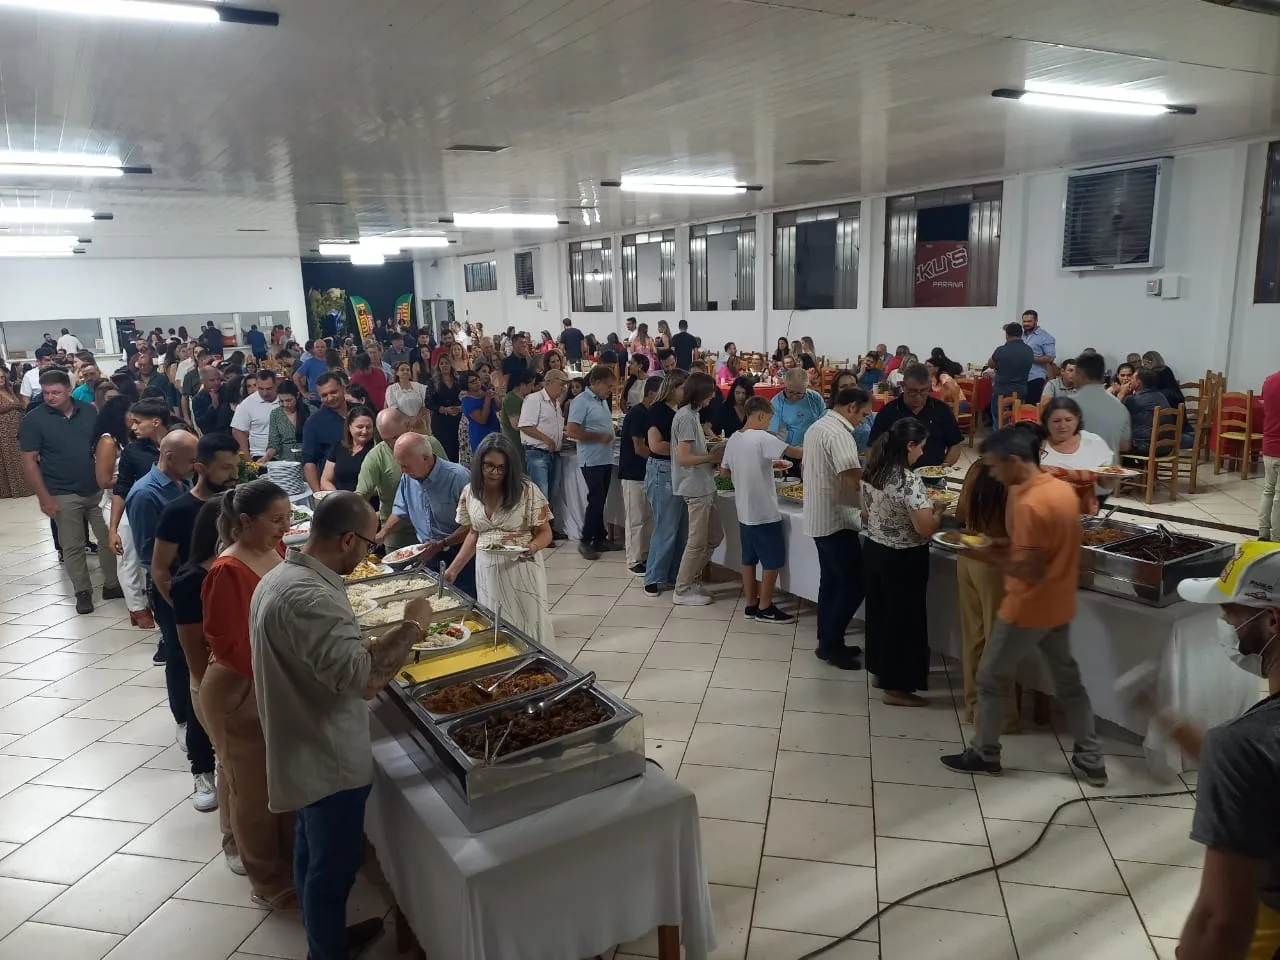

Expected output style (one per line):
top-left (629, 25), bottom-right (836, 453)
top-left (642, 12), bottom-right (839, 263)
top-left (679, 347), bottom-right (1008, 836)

top-left (265, 461), bottom-right (308, 497)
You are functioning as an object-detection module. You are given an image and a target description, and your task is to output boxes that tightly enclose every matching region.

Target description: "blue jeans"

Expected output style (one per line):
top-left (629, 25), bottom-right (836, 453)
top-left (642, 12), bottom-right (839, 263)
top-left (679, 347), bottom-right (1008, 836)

top-left (643, 459), bottom-right (688, 588)
top-left (525, 447), bottom-right (560, 510)
top-left (295, 784), bottom-right (372, 960)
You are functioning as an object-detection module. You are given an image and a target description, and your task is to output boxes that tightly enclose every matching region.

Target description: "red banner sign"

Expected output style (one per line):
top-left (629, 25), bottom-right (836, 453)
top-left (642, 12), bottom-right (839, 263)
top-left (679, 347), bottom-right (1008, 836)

top-left (914, 241), bottom-right (969, 307)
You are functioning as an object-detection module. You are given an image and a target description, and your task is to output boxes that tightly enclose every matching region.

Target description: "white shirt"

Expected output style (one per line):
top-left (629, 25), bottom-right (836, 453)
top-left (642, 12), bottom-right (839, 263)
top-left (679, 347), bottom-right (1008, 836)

top-left (230, 392), bottom-right (280, 457)
top-left (518, 389), bottom-right (564, 451)
top-left (19, 367), bottom-right (42, 399)
top-left (721, 428), bottom-right (788, 525)
top-left (1040, 429), bottom-right (1115, 495)
top-left (56, 333), bottom-right (83, 354)
top-left (802, 410), bottom-right (863, 538)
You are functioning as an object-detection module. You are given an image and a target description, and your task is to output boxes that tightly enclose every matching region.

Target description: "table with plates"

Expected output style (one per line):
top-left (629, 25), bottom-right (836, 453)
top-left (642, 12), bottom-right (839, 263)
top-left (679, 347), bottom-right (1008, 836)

top-left (752, 383), bottom-right (784, 401)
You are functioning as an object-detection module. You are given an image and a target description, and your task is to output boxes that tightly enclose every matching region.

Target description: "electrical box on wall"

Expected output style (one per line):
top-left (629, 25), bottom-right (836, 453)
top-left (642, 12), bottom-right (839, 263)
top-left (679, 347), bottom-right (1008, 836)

top-left (1146, 275), bottom-right (1183, 299)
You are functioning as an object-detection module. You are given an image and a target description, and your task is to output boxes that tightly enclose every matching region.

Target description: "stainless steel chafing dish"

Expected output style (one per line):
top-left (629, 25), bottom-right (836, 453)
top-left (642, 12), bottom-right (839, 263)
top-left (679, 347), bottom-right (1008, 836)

top-left (1079, 523), bottom-right (1235, 607)
top-left (347, 571), bottom-right (477, 638)
top-left (393, 628), bottom-right (533, 688)
top-left (404, 653), bottom-right (580, 723)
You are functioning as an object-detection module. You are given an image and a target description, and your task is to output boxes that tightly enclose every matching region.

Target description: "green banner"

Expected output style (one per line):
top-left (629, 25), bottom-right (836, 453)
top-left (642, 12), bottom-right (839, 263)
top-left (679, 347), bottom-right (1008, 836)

top-left (394, 293), bottom-right (413, 332)
top-left (349, 295), bottom-right (374, 347)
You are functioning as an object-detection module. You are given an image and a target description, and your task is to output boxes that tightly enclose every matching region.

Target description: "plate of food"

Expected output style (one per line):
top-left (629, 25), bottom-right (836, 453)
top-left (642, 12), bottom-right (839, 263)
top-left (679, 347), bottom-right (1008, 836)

top-left (926, 488), bottom-right (959, 509)
top-left (289, 506), bottom-right (312, 524)
top-left (385, 543), bottom-right (431, 567)
top-left (411, 620), bottom-right (472, 651)
top-left (1096, 464), bottom-right (1142, 479)
top-left (914, 464), bottom-right (952, 479)
top-left (349, 596), bottom-right (378, 617)
top-left (312, 489), bottom-right (336, 502)
top-left (772, 459), bottom-right (793, 473)
top-left (777, 482), bottom-right (805, 501)
top-left (483, 541), bottom-right (529, 554)
top-left (345, 556), bottom-right (392, 582)
top-left (282, 521), bottom-right (311, 545)
top-left (932, 530), bottom-right (992, 551)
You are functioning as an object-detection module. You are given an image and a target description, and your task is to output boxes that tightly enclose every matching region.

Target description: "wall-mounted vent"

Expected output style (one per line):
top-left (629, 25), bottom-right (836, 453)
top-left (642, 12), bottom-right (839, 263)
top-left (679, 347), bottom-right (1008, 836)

top-left (514, 250), bottom-right (539, 297)
top-left (1062, 159), bottom-right (1171, 272)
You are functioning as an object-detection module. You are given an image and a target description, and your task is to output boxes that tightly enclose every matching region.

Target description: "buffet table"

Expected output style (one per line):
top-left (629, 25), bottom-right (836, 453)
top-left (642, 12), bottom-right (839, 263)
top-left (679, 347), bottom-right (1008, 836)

top-left (553, 448), bottom-right (627, 541)
top-left (366, 705), bottom-right (717, 960)
top-left (711, 492), bottom-right (1259, 770)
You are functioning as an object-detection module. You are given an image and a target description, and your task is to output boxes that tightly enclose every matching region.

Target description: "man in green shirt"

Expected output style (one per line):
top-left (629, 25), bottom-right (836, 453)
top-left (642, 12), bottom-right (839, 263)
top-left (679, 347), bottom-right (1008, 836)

top-left (502, 369), bottom-right (538, 462)
top-left (357, 407), bottom-right (446, 549)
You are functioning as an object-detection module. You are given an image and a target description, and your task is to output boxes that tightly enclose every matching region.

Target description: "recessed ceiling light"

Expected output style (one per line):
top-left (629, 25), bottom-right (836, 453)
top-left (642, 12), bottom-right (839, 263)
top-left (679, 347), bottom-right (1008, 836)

top-left (445, 144), bottom-right (509, 154)
top-left (450, 213), bottom-right (560, 229)
top-left (0, 0), bottom-right (279, 26)
top-left (603, 177), bottom-right (764, 196)
top-left (991, 84), bottom-right (1196, 116)
top-left (0, 208), bottom-right (104, 224)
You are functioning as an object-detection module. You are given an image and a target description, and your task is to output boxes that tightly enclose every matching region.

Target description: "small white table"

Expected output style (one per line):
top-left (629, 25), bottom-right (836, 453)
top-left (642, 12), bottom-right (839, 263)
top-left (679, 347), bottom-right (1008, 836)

top-left (711, 493), bottom-right (820, 601)
top-left (553, 449), bottom-right (627, 541)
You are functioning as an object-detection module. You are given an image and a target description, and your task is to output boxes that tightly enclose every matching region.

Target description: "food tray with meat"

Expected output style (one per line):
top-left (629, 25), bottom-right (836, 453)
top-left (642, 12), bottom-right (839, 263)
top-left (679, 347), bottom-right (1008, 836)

top-left (409, 654), bottom-right (578, 721)
top-left (1083, 528), bottom-right (1235, 607)
top-left (449, 690), bottom-right (612, 761)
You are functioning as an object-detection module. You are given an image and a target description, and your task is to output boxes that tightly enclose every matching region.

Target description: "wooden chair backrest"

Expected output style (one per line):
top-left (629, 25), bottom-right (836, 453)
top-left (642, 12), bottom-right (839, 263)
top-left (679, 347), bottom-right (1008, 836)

top-left (1216, 389), bottom-right (1255, 435)
top-left (996, 394), bottom-right (1019, 428)
top-left (1149, 404), bottom-right (1186, 459)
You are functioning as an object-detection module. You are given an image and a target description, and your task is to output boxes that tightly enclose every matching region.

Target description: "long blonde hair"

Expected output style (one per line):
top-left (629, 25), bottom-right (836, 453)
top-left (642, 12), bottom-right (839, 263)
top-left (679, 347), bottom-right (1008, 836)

top-left (655, 369), bottom-right (688, 406)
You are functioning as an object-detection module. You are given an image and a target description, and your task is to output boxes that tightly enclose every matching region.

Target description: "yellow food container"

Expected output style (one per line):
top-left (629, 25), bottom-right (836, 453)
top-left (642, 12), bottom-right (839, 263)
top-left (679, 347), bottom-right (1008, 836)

top-left (398, 642), bottom-right (524, 685)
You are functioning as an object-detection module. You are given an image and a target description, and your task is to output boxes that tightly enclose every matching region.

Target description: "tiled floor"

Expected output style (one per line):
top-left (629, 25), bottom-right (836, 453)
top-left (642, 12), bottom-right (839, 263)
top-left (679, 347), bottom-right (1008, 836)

top-left (0, 458), bottom-right (1260, 960)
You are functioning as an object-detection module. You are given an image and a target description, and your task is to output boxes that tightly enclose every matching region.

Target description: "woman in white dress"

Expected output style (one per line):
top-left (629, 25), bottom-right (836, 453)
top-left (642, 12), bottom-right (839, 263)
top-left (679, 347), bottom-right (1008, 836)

top-left (444, 434), bottom-right (556, 646)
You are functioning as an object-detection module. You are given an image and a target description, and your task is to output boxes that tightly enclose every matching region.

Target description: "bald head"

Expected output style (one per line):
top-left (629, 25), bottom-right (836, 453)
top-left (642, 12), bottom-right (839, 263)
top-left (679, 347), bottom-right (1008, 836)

top-left (393, 431), bottom-right (434, 480)
top-left (376, 407), bottom-right (408, 446)
top-left (159, 428), bottom-right (198, 482)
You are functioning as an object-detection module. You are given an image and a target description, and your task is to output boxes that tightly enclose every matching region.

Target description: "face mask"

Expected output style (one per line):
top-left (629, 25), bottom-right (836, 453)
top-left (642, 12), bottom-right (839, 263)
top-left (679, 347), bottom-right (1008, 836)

top-left (1216, 610), bottom-right (1274, 676)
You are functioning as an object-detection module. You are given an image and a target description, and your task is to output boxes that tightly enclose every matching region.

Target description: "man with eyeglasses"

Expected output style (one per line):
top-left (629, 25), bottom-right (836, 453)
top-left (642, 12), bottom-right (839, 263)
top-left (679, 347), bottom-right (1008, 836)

top-left (867, 363), bottom-right (964, 470)
top-left (376, 432), bottom-right (476, 596)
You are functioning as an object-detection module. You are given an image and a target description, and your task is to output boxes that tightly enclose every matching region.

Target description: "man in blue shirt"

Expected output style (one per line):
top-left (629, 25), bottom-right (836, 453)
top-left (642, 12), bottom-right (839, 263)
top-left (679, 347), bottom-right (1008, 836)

top-left (1021, 308), bottom-right (1056, 405)
top-left (246, 324), bottom-right (268, 361)
top-left (125, 430), bottom-right (196, 741)
top-left (297, 339), bottom-right (331, 397)
top-left (376, 433), bottom-right (476, 596)
top-left (567, 364), bottom-right (619, 560)
top-left (770, 368), bottom-right (826, 447)
top-left (301, 372), bottom-right (351, 492)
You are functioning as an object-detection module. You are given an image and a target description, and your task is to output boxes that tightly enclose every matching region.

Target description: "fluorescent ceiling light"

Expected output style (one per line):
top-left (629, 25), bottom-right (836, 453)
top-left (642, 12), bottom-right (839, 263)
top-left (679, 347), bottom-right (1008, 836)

top-left (0, 208), bottom-right (96, 224)
top-left (318, 242), bottom-right (357, 257)
top-left (451, 213), bottom-right (560, 230)
top-left (0, 0), bottom-right (285, 24)
top-left (0, 250), bottom-right (75, 258)
top-left (991, 85), bottom-right (1195, 116)
top-left (611, 177), bottom-right (757, 196)
top-left (0, 150), bottom-right (129, 179)
top-left (349, 249), bottom-right (385, 266)
top-left (365, 235), bottom-right (450, 251)
top-left (0, 235), bottom-right (81, 252)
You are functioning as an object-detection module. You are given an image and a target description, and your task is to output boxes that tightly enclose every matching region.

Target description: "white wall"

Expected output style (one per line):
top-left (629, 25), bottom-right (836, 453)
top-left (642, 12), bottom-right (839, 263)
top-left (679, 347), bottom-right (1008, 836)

top-left (0, 256), bottom-right (305, 354)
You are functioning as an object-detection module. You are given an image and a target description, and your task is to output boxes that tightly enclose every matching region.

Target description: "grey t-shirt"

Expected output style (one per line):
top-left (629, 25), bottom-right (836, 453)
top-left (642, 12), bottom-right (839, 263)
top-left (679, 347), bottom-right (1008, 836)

top-left (670, 406), bottom-right (714, 498)
top-left (1191, 692), bottom-right (1280, 908)
top-left (990, 340), bottom-right (1034, 395)
top-left (1072, 384), bottom-right (1131, 459)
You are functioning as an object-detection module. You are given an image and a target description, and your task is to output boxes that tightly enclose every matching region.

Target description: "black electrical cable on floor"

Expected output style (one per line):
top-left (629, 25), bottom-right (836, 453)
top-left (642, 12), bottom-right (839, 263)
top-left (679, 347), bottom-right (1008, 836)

top-left (792, 786), bottom-right (1196, 960)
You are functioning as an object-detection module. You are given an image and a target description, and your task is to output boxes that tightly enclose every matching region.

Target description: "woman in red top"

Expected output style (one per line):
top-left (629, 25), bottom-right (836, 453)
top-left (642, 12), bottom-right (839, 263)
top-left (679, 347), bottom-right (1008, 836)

top-left (198, 478), bottom-right (295, 909)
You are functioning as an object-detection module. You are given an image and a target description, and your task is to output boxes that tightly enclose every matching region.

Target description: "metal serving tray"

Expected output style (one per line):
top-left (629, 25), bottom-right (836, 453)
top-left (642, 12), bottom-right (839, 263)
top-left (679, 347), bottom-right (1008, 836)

top-left (1082, 529), bottom-right (1235, 607)
top-left (404, 654), bottom-right (580, 723)
top-left (394, 628), bottom-right (533, 688)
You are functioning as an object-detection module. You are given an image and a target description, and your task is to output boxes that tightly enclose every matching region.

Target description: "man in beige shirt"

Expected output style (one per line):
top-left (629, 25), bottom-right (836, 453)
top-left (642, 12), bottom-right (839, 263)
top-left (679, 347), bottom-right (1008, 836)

top-left (251, 492), bottom-right (431, 960)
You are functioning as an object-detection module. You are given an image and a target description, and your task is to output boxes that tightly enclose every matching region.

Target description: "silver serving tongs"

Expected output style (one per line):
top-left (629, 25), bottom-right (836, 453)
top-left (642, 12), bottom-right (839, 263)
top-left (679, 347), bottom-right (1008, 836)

top-left (492, 601), bottom-right (501, 650)
top-left (487, 671), bottom-right (597, 761)
top-left (436, 562), bottom-right (446, 597)
top-left (1100, 503), bottom-right (1119, 523)
top-left (1155, 523), bottom-right (1177, 544)
top-left (473, 660), bottom-right (526, 697)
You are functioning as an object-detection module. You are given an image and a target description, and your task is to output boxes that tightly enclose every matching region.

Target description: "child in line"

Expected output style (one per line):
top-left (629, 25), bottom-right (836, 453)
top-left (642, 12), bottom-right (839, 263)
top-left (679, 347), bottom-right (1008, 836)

top-left (720, 395), bottom-right (803, 622)
top-left (670, 373), bottom-right (725, 606)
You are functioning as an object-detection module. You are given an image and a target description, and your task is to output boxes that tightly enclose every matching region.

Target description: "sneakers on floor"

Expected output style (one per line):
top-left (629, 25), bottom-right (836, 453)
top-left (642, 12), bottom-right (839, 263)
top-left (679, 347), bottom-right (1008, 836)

top-left (74, 590), bottom-right (94, 615)
top-left (672, 588), bottom-right (712, 606)
top-left (755, 605), bottom-right (794, 623)
top-left (643, 583), bottom-right (662, 598)
top-left (744, 605), bottom-right (759, 620)
top-left (152, 643), bottom-right (166, 664)
top-left (690, 582), bottom-right (711, 597)
top-left (577, 541), bottom-right (600, 561)
top-left (101, 583), bottom-right (124, 601)
top-left (1071, 752), bottom-right (1109, 787)
top-left (176, 723), bottom-right (188, 753)
top-left (940, 748), bottom-right (1003, 777)
top-left (192, 772), bottom-right (217, 812)
top-left (627, 562), bottom-right (646, 576)
top-left (225, 851), bottom-right (247, 876)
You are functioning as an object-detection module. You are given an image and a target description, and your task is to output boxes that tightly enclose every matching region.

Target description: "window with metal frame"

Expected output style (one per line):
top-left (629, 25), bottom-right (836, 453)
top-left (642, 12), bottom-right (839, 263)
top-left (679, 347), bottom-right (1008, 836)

top-left (622, 230), bottom-right (676, 311)
top-left (1257, 142), bottom-right (1280, 303)
top-left (569, 238), bottom-right (613, 312)
top-left (463, 259), bottom-right (498, 293)
top-left (513, 251), bottom-right (536, 297)
top-left (690, 218), bottom-right (755, 311)
top-left (774, 203), bottom-right (860, 310)
top-left (883, 182), bottom-right (1001, 308)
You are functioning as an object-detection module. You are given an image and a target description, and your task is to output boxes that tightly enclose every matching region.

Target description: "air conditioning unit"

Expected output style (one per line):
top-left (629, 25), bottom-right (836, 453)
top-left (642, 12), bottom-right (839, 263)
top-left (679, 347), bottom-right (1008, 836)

top-left (1061, 158), bottom-right (1171, 272)
top-left (514, 249), bottom-right (541, 297)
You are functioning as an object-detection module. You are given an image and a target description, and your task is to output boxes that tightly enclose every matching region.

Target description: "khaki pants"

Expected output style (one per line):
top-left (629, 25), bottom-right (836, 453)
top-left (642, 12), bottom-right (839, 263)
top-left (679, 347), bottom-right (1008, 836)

top-left (190, 677), bottom-right (235, 858)
top-left (675, 494), bottom-right (723, 592)
top-left (621, 479), bottom-right (652, 568)
top-left (199, 662), bottom-right (294, 903)
top-left (54, 492), bottom-right (117, 595)
top-left (1261, 456), bottom-right (1280, 540)
top-left (956, 555), bottom-right (1019, 730)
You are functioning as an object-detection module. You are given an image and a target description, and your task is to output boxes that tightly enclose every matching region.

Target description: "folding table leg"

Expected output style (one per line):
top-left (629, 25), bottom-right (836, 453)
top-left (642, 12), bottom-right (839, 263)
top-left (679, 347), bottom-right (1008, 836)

top-left (657, 925), bottom-right (681, 960)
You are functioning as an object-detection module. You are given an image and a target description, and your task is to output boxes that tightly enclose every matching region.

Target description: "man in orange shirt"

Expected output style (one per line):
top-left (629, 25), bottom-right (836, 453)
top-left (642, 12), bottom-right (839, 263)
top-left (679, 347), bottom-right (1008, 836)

top-left (941, 426), bottom-right (1106, 786)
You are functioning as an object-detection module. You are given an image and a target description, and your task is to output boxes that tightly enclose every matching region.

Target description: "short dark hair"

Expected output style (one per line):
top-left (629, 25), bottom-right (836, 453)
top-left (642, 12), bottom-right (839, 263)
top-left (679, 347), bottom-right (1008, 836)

top-left (678, 319), bottom-right (688, 330)
top-left (900, 362), bottom-right (931, 386)
top-left (833, 386), bottom-right (871, 409)
top-left (724, 342), bottom-right (735, 352)
top-left (643, 375), bottom-right (662, 397)
top-left (508, 368), bottom-right (536, 390)
top-left (981, 425), bottom-right (1042, 465)
top-left (316, 371), bottom-right (344, 390)
top-left (1075, 353), bottom-right (1105, 383)
top-left (38, 370), bottom-right (71, 389)
top-left (196, 431), bottom-right (240, 464)
top-left (1138, 368), bottom-right (1161, 390)
top-left (743, 396), bottom-right (773, 419)
top-left (1060, 357), bottom-right (1077, 369)
top-left (586, 364), bottom-right (617, 385)
top-left (631, 354), bottom-right (650, 372)
top-left (657, 349), bottom-right (675, 364)
top-left (310, 490), bottom-right (375, 541)
top-left (129, 398), bottom-right (170, 423)
top-left (562, 318), bottom-right (572, 327)
top-left (1022, 309), bottom-right (1039, 321)
top-left (1003, 323), bottom-right (1023, 338)
top-left (256, 368), bottom-right (277, 381)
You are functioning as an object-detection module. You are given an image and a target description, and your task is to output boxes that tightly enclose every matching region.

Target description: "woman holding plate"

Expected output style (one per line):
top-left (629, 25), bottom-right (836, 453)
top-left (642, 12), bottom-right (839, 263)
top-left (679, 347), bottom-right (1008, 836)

top-left (444, 434), bottom-right (555, 646)
top-left (1038, 398), bottom-right (1116, 514)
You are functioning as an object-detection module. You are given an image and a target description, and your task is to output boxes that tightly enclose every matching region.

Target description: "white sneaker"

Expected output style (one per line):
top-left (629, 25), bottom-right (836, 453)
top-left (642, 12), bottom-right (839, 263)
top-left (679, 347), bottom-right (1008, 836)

top-left (225, 851), bottom-right (247, 876)
top-left (176, 723), bottom-right (188, 754)
top-left (672, 588), bottom-right (712, 606)
top-left (691, 582), bottom-right (711, 597)
top-left (192, 772), bottom-right (217, 812)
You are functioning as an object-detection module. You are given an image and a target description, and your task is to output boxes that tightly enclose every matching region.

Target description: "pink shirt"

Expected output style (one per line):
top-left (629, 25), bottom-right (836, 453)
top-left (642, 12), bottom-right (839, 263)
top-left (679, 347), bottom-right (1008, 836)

top-left (1263, 371), bottom-right (1280, 458)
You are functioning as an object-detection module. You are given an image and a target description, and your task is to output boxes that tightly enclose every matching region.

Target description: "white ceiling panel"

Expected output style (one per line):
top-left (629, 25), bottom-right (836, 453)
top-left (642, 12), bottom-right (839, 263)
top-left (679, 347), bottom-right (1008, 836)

top-left (0, 0), bottom-right (1276, 258)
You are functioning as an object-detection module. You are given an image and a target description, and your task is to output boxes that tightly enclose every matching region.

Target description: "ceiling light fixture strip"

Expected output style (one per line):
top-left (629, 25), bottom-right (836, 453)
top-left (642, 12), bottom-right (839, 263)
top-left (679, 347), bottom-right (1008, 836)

top-left (0, 0), bottom-right (278, 27)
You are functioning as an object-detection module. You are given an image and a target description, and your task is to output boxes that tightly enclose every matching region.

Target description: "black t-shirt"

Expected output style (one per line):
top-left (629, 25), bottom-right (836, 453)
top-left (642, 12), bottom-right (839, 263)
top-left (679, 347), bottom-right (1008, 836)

top-left (991, 340), bottom-right (1034, 394)
top-left (329, 444), bottom-right (371, 492)
top-left (560, 328), bottom-right (586, 361)
top-left (646, 402), bottom-right (677, 461)
top-left (701, 387), bottom-right (724, 428)
top-left (114, 438), bottom-right (160, 499)
top-left (619, 404), bottom-right (650, 481)
top-left (156, 492), bottom-right (211, 573)
top-left (670, 331), bottom-right (698, 371)
top-left (501, 353), bottom-right (530, 377)
top-left (202, 327), bottom-right (223, 356)
top-left (866, 396), bottom-right (964, 468)
top-left (715, 400), bottom-right (744, 439)
top-left (170, 563), bottom-right (207, 626)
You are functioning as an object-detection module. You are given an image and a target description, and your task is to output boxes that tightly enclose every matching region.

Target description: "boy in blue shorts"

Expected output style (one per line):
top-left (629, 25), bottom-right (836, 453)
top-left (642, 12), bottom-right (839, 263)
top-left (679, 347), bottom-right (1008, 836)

top-left (720, 396), bottom-right (803, 622)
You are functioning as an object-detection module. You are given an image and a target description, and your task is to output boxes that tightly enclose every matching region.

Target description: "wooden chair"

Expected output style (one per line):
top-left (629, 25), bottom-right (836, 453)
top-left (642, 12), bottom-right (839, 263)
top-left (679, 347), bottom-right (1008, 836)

top-left (995, 394), bottom-right (1020, 429)
top-left (955, 377), bottom-right (978, 445)
top-left (1122, 404), bottom-right (1186, 503)
top-left (1214, 389), bottom-right (1261, 480)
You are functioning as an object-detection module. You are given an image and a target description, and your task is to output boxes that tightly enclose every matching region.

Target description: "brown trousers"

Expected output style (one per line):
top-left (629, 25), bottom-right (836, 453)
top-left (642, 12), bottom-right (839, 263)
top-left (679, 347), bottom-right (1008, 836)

top-left (956, 555), bottom-right (1020, 731)
top-left (190, 678), bottom-right (235, 858)
top-left (199, 661), bottom-right (294, 903)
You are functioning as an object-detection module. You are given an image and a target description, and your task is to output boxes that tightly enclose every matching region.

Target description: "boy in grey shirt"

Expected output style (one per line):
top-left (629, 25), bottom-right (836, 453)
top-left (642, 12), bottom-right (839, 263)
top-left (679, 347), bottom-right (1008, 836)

top-left (671, 373), bottom-right (725, 606)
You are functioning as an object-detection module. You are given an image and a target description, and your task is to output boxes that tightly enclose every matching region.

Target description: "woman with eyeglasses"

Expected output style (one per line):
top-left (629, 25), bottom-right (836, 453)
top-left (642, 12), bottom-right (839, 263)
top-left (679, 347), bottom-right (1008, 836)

top-left (444, 434), bottom-right (555, 645)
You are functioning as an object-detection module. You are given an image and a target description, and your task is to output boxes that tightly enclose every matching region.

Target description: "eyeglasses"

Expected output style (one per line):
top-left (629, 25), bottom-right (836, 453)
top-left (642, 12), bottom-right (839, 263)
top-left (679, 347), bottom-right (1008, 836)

top-left (345, 529), bottom-right (379, 551)
top-left (482, 462), bottom-right (507, 474)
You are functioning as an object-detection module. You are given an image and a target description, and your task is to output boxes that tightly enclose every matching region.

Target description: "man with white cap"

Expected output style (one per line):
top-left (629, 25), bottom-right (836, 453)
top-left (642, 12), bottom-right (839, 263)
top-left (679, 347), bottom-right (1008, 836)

top-left (1146, 541), bottom-right (1280, 960)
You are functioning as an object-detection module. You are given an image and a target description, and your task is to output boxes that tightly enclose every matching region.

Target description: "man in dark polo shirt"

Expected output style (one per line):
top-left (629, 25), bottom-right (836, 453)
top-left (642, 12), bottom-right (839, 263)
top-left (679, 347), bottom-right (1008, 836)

top-left (301, 372), bottom-right (351, 492)
top-left (867, 363), bottom-right (963, 470)
top-left (20, 370), bottom-right (121, 614)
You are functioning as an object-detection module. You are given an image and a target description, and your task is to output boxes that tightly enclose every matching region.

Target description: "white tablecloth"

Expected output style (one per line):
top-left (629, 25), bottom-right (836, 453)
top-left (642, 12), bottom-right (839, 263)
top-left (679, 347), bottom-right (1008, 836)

top-left (552, 450), bottom-right (627, 542)
top-left (711, 494), bottom-right (821, 602)
top-left (364, 706), bottom-right (716, 960)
